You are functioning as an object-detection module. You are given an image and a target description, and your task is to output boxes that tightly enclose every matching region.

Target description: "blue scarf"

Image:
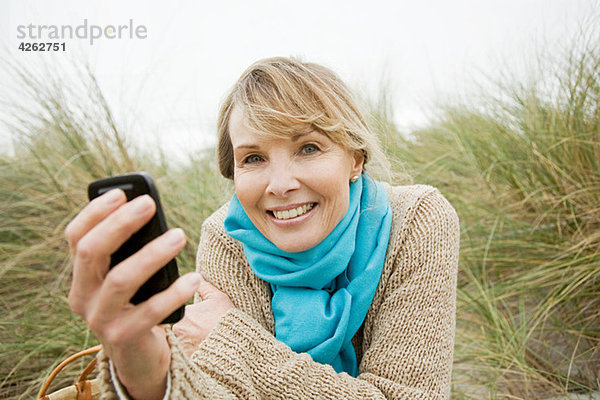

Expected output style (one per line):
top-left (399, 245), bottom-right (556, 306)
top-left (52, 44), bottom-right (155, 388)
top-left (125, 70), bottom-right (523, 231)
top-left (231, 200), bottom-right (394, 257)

top-left (224, 175), bottom-right (392, 376)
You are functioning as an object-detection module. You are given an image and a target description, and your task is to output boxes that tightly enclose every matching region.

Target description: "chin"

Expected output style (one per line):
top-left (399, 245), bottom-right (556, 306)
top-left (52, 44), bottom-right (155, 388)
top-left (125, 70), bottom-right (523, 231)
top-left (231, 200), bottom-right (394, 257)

top-left (272, 239), bottom-right (314, 253)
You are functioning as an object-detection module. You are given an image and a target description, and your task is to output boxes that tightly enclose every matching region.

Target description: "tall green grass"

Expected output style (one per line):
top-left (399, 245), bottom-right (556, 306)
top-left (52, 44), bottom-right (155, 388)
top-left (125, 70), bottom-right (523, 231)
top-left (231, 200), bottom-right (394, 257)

top-left (1, 20), bottom-right (599, 399)
top-left (371, 22), bottom-right (600, 398)
top-left (0, 59), bottom-right (231, 398)
top-left (450, 26), bottom-right (599, 398)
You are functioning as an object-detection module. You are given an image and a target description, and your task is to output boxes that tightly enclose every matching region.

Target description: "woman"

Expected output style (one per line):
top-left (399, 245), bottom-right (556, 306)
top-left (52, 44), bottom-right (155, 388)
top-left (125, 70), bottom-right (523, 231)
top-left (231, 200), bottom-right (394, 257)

top-left (66, 57), bottom-right (460, 399)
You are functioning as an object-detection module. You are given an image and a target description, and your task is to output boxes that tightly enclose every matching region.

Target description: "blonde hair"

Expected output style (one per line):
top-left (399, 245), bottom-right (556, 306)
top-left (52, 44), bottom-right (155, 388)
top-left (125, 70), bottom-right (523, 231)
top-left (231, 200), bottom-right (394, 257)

top-left (217, 56), bottom-right (390, 180)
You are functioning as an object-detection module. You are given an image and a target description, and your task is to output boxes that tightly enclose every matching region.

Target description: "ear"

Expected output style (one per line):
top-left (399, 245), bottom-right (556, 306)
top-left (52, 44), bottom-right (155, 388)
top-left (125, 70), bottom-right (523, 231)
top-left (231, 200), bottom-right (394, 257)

top-left (350, 150), bottom-right (365, 177)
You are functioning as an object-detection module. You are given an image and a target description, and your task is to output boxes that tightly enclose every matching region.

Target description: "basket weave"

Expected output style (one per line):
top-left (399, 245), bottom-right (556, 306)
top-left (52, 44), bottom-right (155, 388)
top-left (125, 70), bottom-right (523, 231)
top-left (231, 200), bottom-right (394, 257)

top-left (37, 345), bottom-right (102, 400)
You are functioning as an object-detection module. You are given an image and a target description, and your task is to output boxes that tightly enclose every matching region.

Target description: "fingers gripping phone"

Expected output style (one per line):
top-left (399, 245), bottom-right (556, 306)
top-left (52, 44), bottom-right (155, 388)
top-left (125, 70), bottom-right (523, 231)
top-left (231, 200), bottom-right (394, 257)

top-left (88, 172), bottom-right (184, 324)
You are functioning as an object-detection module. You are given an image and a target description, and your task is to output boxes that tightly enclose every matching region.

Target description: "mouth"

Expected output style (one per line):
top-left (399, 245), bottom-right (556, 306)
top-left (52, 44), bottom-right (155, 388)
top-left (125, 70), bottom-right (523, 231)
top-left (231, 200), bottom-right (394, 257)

top-left (268, 203), bottom-right (315, 220)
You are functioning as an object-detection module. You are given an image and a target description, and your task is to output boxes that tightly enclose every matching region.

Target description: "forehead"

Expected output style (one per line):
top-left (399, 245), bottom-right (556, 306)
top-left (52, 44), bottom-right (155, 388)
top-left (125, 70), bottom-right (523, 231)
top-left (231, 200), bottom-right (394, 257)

top-left (228, 105), bottom-right (250, 144)
top-left (229, 105), bottom-right (313, 147)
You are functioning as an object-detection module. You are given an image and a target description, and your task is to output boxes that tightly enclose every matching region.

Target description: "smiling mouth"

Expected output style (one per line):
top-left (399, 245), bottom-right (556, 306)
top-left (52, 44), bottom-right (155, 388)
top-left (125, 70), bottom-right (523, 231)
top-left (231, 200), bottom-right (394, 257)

top-left (269, 203), bottom-right (315, 220)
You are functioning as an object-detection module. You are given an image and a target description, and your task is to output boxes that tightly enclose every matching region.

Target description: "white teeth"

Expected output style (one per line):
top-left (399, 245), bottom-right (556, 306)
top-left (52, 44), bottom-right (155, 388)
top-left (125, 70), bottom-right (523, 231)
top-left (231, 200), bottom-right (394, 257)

top-left (272, 203), bottom-right (314, 220)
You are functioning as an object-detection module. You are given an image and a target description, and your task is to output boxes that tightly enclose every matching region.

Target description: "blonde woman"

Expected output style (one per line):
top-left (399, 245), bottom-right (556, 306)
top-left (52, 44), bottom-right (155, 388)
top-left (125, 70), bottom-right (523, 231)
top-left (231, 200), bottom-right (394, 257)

top-left (66, 57), bottom-right (460, 399)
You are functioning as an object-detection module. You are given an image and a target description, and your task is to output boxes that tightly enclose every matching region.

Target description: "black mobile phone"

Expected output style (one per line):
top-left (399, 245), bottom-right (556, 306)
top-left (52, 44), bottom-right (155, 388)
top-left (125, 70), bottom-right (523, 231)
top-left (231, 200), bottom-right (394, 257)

top-left (87, 172), bottom-right (184, 324)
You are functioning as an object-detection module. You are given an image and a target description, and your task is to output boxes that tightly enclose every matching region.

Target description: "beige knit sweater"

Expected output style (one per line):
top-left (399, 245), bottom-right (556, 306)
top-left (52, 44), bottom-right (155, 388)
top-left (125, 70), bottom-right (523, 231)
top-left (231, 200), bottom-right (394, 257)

top-left (97, 184), bottom-right (460, 399)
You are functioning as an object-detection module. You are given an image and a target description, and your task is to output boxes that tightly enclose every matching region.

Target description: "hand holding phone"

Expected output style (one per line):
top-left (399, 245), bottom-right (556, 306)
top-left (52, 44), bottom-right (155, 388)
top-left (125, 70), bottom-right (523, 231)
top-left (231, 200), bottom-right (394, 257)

top-left (66, 172), bottom-right (198, 398)
top-left (87, 172), bottom-right (184, 324)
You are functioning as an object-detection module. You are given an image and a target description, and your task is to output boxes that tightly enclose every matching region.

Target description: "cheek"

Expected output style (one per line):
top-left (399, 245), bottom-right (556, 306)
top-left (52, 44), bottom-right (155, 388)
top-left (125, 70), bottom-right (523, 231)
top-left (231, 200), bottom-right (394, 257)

top-left (315, 174), bottom-right (350, 222)
top-left (333, 187), bottom-right (350, 221)
top-left (234, 173), bottom-right (262, 213)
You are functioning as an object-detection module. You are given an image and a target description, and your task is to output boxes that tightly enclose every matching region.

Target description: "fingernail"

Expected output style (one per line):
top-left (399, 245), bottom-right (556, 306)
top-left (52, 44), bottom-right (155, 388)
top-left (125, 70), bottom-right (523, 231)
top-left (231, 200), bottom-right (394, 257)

top-left (132, 195), bottom-right (152, 214)
top-left (105, 189), bottom-right (123, 204)
top-left (166, 228), bottom-right (185, 247)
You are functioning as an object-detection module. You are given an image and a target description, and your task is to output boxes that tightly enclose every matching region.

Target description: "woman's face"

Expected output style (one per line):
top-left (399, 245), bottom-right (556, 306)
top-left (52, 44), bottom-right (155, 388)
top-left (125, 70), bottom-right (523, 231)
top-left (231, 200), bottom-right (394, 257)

top-left (229, 106), bottom-right (363, 253)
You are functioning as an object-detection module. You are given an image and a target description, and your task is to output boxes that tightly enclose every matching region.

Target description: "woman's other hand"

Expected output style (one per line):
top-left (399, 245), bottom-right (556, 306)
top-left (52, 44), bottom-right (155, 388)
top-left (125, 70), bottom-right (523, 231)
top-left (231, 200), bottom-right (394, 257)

top-left (65, 188), bottom-right (201, 400)
top-left (173, 275), bottom-right (234, 357)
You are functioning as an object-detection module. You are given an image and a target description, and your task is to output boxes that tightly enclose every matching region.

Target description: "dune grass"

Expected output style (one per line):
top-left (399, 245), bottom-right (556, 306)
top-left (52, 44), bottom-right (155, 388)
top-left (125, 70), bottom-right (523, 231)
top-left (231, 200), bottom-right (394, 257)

top-left (1, 20), bottom-right (599, 400)
top-left (0, 59), bottom-right (231, 398)
top-left (367, 20), bottom-right (600, 398)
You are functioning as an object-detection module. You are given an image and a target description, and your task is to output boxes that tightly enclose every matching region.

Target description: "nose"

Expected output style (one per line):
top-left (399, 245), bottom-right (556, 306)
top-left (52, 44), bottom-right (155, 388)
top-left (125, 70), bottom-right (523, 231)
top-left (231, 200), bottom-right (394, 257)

top-left (266, 158), bottom-right (300, 197)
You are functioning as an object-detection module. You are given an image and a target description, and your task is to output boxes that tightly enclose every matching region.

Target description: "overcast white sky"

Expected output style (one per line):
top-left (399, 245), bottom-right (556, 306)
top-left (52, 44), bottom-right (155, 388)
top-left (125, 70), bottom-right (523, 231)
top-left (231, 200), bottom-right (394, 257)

top-left (0, 0), bottom-right (592, 157)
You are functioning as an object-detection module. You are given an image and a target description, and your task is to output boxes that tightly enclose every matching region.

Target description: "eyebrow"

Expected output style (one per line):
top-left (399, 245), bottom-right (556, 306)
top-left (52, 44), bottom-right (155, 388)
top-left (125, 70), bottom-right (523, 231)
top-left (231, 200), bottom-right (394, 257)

top-left (290, 132), bottom-right (310, 142)
top-left (234, 131), bottom-right (315, 150)
top-left (234, 132), bottom-right (316, 150)
top-left (234, 144), bottom-right (260, 150)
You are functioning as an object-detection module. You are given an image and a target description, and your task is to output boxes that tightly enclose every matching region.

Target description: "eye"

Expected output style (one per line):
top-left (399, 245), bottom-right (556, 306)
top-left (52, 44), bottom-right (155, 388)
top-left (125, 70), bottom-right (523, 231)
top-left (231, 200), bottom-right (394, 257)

top-left (244, 154), bottom-right (264, 164)
top-left (301, 144), bottom-right (320, 155)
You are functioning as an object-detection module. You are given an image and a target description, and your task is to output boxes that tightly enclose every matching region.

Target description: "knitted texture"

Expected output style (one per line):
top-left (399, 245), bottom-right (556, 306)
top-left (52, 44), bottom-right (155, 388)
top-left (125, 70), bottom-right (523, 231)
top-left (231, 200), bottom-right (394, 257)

top-left (97, 184), bottom-right (460, 399)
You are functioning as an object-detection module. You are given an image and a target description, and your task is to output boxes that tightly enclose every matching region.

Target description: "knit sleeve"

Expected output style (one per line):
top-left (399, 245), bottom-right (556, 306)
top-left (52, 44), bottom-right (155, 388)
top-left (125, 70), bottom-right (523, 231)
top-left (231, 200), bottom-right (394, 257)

top-left (163, 188), bottom-right (459, 399)
top-left (95, 331), bottom-right (237, 400)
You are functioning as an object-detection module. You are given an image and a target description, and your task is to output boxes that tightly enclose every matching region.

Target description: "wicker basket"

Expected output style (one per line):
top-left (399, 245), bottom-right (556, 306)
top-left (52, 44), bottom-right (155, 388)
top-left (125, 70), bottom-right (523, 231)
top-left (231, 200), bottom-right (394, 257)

top-left (37, 345), bottom-right (102, 400)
